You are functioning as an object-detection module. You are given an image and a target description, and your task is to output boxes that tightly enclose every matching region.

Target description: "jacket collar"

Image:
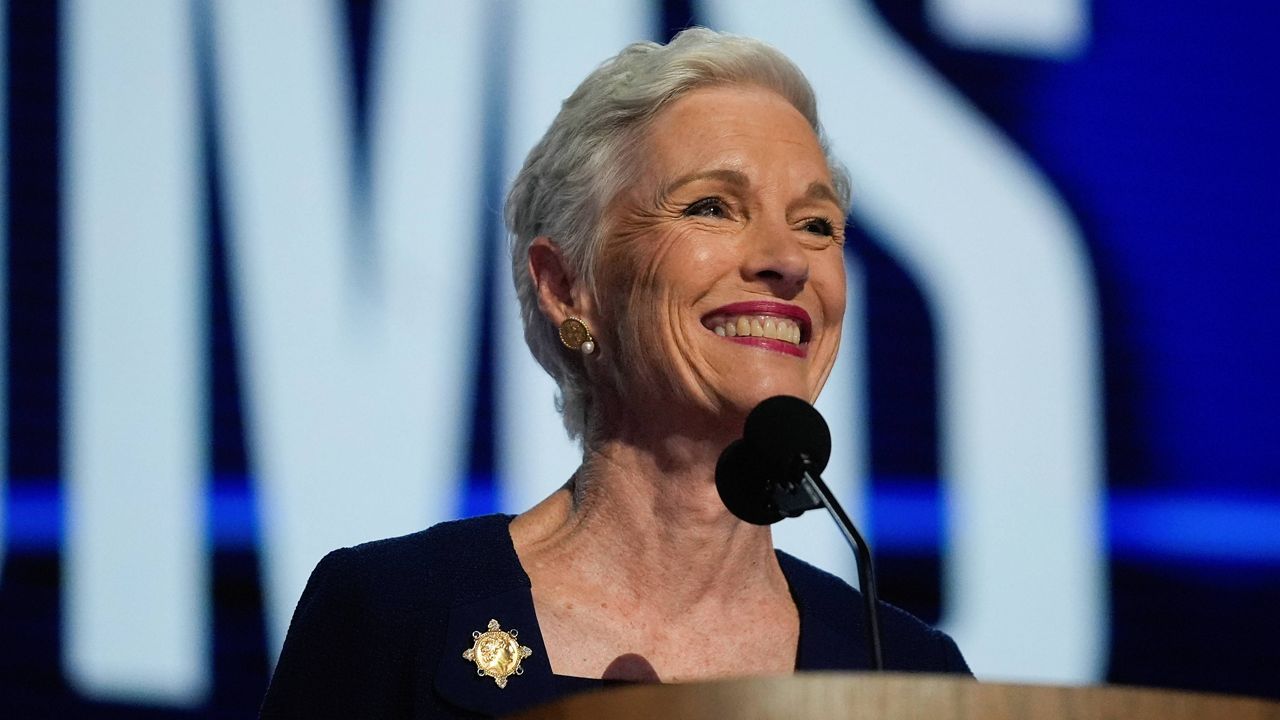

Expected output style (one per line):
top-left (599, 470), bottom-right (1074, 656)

top-left (432, 519), bottom-right (866, 714)
top-left (778, 551), bottom-right (871, 671)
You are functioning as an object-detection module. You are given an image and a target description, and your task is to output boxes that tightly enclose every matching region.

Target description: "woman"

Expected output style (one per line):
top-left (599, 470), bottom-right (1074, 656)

top-left (261, 27), bottom-right (967, 719)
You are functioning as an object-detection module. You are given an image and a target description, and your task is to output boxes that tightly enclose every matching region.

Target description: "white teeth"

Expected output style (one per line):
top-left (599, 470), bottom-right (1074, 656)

top-left (710, 315), bottom-right (805, 346)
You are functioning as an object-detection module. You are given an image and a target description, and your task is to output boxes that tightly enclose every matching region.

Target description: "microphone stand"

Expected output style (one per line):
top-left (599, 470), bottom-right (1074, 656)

top-left (803, 466), bottom-right (884, 671)
top-left (771, 454), bottom-right (884, 671)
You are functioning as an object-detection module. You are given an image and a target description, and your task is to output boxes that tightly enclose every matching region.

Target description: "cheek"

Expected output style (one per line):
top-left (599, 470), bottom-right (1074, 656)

top-left (815, 251), bottom-right (848, 322)
top-left (594, 230), bottom-right (687, 359)
top-left (810, 253), bottom-right (848, 392)
top-left (606, 226), bottom-right (712, 313)
top-left (640, 238), bottom-right (729, 353)
top-left (597, 231), bottom-right (725, 394)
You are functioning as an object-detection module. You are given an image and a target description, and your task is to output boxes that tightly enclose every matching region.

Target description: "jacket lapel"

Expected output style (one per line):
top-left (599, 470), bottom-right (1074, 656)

top-left (778, 551), bottom-right (871, 671)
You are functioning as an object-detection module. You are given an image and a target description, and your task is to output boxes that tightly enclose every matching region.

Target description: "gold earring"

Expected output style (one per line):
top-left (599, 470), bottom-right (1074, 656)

top-left (559, 316), bottom-right (596, 355)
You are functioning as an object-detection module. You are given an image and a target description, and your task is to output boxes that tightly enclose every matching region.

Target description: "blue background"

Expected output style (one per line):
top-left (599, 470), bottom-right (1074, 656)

top-left (2, 0), bottom-right (1279, 715)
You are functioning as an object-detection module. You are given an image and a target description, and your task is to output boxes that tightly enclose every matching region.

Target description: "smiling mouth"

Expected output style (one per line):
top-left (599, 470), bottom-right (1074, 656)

top-left (707, 314), bottom-right (803, 343)
top-left (701, 302), bottom-right (811, 358)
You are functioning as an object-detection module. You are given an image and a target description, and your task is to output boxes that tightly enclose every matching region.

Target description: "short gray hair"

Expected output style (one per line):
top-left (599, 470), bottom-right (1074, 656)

top-left (506, 27), bottom-right (851, 442)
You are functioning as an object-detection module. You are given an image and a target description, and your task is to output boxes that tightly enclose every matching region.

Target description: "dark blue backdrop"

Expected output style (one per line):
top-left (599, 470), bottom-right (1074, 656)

top-left (2, 1), bottom-right (1278, 716)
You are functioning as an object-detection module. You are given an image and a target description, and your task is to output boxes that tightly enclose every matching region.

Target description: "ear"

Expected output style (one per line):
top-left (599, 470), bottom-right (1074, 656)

top-left (528, 237), bottom-right (593, 326)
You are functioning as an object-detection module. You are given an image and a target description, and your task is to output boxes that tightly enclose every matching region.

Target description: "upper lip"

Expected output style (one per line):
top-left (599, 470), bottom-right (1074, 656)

top-left (701, 301), bottom-right (813, 341)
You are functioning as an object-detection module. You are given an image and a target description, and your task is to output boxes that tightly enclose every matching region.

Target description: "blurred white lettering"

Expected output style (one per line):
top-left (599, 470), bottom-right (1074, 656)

top-left (702, 0), bottom-right (1107, 683)
top-left (47, 0), bottom-right (1108, 704)
top-left (63, 0), bottom-right (207, 705)
top-left (927, 0), bottom-right (1089, 57)
top-left (208, 0), bottom-right (488, 662)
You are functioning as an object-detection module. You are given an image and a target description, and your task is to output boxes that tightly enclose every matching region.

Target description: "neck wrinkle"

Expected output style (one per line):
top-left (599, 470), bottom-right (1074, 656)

top-left (540, 430), bottom-right (781, 613)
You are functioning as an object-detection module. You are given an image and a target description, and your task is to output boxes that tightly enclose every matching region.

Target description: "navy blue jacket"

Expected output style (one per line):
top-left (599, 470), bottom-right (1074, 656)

top-left (260, 514), bottom-right (968, 718)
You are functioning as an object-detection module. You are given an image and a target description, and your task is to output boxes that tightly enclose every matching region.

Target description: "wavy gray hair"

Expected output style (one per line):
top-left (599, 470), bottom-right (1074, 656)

top-left (506, 27), bottom-right (852, 442)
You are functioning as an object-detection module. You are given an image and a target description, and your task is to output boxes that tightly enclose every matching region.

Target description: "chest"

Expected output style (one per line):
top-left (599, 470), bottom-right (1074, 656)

top-left (531, 589), bottom-right (800, 682)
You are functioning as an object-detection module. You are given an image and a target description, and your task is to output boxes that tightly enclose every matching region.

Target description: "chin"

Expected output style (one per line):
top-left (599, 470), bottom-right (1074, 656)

top-left (722, 377), bottom-right (813, 416)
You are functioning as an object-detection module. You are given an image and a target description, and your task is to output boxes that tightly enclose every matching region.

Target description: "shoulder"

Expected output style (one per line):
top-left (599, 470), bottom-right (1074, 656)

top-left (310, 513), bottom-right (521, 608)
top-left (260, 514), bottom-right (521, 718)
top-left (333, 511), bottom-right (517, 570)
top-left (777, 551), bottom-right (970, 675)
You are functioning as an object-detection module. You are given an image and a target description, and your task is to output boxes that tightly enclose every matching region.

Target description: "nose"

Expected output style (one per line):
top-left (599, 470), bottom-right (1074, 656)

top-left (741, 221), bottom-right (809, 298)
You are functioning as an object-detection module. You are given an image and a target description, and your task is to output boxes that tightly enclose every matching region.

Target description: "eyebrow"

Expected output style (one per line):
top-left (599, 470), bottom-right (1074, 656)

top-left (802, 181), bottom-right (842, 207)
top-left (664, 170), bottom-right (842, 210)
top-left (662, 168), bottom-right (751, 196)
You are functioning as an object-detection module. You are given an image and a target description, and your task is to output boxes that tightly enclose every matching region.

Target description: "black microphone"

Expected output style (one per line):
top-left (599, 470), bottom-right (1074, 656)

top-left (716, 395), bottom-right (885, 671)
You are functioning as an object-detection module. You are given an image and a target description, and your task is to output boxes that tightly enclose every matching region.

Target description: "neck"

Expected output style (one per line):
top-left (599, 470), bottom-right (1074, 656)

top-left (513, 420), bottom-right (784, 613)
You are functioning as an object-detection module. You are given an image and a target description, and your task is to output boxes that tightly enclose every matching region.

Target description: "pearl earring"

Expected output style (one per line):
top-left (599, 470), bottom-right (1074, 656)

top-left (559, 317), bottom-right (596, 356)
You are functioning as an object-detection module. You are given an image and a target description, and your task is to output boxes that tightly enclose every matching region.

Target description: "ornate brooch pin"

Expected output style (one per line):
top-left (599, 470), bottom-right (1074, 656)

top-left (462, 619), bottom-right (533, 688)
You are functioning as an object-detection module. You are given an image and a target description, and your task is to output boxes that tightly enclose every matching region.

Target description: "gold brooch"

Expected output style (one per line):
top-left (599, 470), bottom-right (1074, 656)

top-left (462, 619), bottom-right (533, 688)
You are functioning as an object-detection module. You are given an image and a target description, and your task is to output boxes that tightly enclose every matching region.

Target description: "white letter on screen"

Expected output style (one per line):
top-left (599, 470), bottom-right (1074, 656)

top-left (495, 0), bottom-right (655, 513)
top-left (927, 0), bottom-right (1088, 58)
top-left (62, 0), bottom-right (207, 704)
top-left (209, 0), bottom-right (488, 660)
top-left (703, 0), bottom-right (1107, 683)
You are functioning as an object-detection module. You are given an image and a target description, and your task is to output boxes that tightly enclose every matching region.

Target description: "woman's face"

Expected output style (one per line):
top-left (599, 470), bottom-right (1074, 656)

top-left (593, 84), bottom-right (847, 430)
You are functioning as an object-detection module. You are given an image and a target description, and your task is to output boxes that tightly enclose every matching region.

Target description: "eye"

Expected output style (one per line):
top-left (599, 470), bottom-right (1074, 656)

top-left (799, 215), bottom-right (846, 247)
top-left (683, 197), bottom-right (730, 219)
top-left (802, 217), bottom-right (836, 236)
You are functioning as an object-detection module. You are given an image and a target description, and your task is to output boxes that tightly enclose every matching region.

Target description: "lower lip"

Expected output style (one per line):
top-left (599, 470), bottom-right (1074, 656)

top-left (723, 335), bottom-right (806, 358)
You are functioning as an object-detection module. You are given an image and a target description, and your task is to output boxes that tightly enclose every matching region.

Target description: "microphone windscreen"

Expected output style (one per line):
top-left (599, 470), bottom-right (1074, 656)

top-left (743, 395), bottom-right (832, 474)
top-left (715, 439), bottom-right (785, 525)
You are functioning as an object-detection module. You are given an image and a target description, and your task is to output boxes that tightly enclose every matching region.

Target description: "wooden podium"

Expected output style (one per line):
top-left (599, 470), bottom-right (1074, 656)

top-left (511, 673), bottom-right (1280, 719)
